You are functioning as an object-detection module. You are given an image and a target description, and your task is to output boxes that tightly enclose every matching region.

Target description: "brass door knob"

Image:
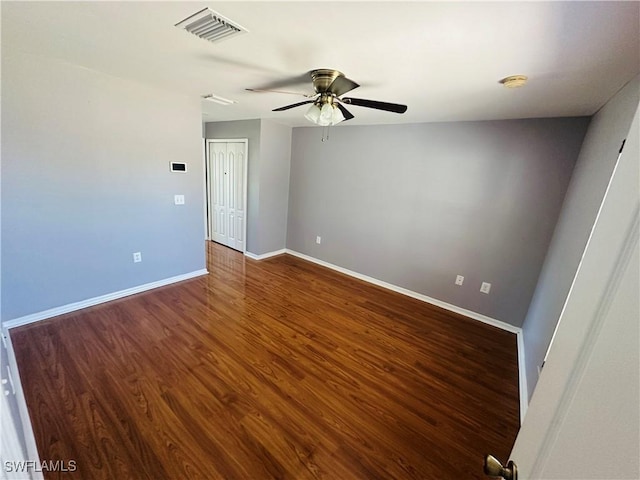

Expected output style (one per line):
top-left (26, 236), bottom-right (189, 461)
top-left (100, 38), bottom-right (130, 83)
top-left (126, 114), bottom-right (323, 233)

top-left (484, 454), bottom-right (517, 480)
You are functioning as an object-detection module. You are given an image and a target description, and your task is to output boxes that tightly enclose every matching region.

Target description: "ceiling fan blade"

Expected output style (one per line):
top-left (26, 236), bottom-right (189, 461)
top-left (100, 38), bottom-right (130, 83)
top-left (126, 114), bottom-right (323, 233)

top-left (335, 102), bottom-right (355, 121)
top-left (246, 88), bottom-right (315, 98)
top-left (341, 97), bottom-right (408, 114)
top-left (197, 53), bottom-right (279, 75)
top-left (328, 76), bottom-right (360, 97)
top-left (253, 72), bottom-right (313, 91)
top-left (272, 100), bottom-right (315, 112)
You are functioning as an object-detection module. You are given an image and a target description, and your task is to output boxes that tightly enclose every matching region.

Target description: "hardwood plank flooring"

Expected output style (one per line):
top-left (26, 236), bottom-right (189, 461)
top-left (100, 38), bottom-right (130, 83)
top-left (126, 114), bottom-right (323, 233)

top-left (11, 242), bottom-right (520, 479)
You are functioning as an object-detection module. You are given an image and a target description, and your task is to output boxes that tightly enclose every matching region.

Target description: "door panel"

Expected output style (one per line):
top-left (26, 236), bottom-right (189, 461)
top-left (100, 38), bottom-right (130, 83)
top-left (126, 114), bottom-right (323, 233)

top-left (227, 149), bottom-right (236, 245)
top-left (208, 141), bottom-right (247, 252)
top-left (210, 145), bottom-right (228, 245)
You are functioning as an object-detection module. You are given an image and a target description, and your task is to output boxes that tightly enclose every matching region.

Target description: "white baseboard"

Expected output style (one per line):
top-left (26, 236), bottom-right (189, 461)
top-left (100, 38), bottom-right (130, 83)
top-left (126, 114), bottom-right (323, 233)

top-left (245, 249), bottom-right (287, 260)
top-left (2, 269), bottom-right (209, 330)
top-left (1, 327), bottom-right (44, 480)
top-left (283, 249), bottom-right (529, 421)
top-left (285, 249), bottom-right (519, 332)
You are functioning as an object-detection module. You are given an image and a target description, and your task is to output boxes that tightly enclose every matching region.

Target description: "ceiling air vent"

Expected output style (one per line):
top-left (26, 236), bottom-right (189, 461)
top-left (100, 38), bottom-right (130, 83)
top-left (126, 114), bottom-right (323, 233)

top-left (175, 8), bottom-right (247, 44)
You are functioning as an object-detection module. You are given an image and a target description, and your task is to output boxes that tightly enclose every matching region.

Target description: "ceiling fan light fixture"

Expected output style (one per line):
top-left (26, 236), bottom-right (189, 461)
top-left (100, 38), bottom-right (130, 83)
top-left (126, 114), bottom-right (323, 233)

top-left (318, 103), bottom-right (335, 126)
top-left (304, 104), bottom-right (322, 123)
top-left (304, 102), bottom-right (345, 126)
top-left (331, 105), bottom-right (345, 125)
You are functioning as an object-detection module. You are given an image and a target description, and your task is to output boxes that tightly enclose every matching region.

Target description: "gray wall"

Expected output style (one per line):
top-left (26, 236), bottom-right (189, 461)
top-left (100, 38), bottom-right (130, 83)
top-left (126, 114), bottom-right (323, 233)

top-left (521, 75), bottom-right (640, 398)
top-left (1, 52), bottom-right (206, 321)
top-left (287, 118), bottom-right (589, 326)
top-left (204, 120), bottom-right (261, 253)
top-left (204, 119), bottom-right (292, 256)
top-left (258, 120), bottom-right (292, 254)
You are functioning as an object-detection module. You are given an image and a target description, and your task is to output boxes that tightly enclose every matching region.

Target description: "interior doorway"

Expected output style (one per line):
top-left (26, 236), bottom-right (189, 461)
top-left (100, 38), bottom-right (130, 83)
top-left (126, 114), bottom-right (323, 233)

top-left (206, 139), bottom-right (248, 252)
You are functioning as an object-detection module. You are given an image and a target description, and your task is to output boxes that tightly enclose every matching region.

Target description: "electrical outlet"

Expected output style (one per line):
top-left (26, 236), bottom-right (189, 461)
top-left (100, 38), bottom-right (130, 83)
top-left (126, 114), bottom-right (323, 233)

top-left (455, 275), bottom-right (464, 286)
top-left (480, 282), bottom-right (491, 294)
top-left (133, 252), bottom-right (142, 263)
top-left (316, 236), bottom-right (322, 244)
top-left (174, 194), bottom-right (185, 205)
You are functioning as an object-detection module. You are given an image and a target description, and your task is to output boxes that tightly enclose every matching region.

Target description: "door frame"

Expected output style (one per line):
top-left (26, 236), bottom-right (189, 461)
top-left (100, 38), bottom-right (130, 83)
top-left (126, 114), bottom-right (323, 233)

top-left (205, 138), bottom-right (249, 253)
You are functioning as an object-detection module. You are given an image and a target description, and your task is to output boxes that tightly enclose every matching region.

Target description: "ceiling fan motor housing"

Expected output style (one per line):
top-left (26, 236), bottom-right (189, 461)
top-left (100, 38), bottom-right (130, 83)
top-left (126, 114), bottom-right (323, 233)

top-left (311, 69), bottom-right (344, 94)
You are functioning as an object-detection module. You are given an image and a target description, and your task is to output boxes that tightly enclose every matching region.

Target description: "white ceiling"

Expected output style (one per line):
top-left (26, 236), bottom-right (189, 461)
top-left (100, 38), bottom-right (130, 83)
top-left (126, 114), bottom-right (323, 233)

top-left (2, 1), bottom-right (639, 127)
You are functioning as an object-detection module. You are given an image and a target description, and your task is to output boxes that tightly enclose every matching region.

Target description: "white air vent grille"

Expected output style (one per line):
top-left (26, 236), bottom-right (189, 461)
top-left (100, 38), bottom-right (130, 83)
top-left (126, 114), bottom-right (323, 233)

top-left (175, 8), bottom-right (247, 44)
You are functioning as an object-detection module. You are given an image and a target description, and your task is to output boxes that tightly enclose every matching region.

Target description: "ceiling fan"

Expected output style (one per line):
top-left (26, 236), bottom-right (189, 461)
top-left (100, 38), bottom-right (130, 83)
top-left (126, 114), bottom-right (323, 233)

top-left (247, 69), bottom-right (407, 126)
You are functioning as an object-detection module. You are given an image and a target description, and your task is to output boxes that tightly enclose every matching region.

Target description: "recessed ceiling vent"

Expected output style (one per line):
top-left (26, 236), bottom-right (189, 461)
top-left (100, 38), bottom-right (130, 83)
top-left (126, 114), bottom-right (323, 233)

top-left (175, 8), bottom-right (248, 44)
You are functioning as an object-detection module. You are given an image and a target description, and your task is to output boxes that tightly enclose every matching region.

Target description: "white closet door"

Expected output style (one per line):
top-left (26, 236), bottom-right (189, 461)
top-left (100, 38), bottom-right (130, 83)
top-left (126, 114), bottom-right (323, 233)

top-left (225, 142), bottom-right (246, 252)
top-left (208, 141), bottom-right (247, 252)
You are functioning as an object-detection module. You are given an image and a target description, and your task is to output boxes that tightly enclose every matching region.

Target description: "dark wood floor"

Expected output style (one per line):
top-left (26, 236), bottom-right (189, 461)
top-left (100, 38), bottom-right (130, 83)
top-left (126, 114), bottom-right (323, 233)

top-left (12, 242), bottom-right (520, 479)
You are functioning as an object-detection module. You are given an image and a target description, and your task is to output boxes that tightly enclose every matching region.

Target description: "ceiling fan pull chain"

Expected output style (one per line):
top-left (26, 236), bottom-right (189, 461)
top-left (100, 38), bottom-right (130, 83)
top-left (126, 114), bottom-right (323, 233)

top-left (322, 125), bottom-right (330, 142)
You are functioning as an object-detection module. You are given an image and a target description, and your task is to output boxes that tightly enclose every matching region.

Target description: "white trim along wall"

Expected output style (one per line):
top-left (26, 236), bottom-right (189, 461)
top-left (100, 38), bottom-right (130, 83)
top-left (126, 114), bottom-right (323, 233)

top-left (3, 270), bottom-right (208, 331)
top-left (244, 249), bottom-right (287, 261)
